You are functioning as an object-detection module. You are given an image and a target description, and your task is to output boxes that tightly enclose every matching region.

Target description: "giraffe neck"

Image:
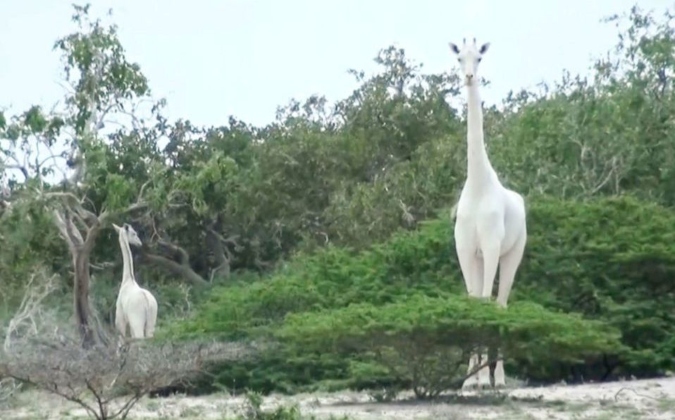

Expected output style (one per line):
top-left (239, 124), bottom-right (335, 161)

top-left (119, 234), bottom-right (137, 287)
top-left (465, 81), bottom-right (494, 185)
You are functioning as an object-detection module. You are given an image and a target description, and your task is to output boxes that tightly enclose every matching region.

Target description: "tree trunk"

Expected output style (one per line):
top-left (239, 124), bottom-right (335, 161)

top-left (205, 226), bottom-right (230, 281)
top-left (73, 252), bottom-right (95, 348)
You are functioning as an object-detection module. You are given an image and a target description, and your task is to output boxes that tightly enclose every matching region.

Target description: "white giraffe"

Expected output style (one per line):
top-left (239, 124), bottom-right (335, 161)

top-left (113, 223), bottom-right (158, 339)
top-left (449, 38), bottom-right (527, 389)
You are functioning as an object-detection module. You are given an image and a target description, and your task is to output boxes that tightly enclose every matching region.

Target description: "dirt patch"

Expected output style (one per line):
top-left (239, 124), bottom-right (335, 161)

top-left (2, 377), bottom-right (674, 419)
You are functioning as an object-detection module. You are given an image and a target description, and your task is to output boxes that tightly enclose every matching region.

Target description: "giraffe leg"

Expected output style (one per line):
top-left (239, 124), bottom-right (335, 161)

top-left (496, 231), bottom-right (526, 307)
top-left (475, 242), bottom-right (500, 389)
top-left (493, 354), bottom-right (506, 388)
top-left (115, 306), bottom-right (126, 338)
top-left (456, 247), bottom-right (482, 297)
top-left (476, 352), bottom-right (491, 388)
top-left (129, 318), bottom-right (145, 339)
top-left (479, 244), bottom-right (501, 301)
top-left (459, 254), bottom-right (485, 390)
top-left (494, 230), bottom-right (527, 388)
top-left (462, 353), bottom-right (480, 390)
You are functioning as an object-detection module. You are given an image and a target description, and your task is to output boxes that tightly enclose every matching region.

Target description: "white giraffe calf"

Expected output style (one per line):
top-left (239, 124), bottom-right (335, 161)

top-left (113, 223), bottom-right (158, 339)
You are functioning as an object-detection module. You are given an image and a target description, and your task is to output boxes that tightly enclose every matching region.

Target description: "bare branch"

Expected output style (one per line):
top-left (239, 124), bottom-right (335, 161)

top-left (139, 249), bottom-right (208, 286)
top-left (205, 227), bottom-right (234, 282)
top-left (0, 282), bottom-right (257, 419)
top-left (3, 270), bottom-right (58, 353)
top-left (42, 191), bottom-right (83, 208)
top-left (207, 228), bottom-right (241, 248)
top-left (590, 156), bottom-right (619, 195)
top-left (53, 209), bottom-right (82, 251)
top-left (2, 163), bottom-right (29, 181)
top-left (1, 338), bottom-right (253, 420)
top-left (90, 261), bottom-right (116, 271)
top-left (137, 179), bottom-right (152, 202)
top-left (156, 239), bottom-right (191, 266)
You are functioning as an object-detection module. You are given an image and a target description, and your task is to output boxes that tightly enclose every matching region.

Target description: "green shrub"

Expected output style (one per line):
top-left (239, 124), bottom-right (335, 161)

top-left (520, 195), bottom-right (675, 376)
top-left (169, 194), bottom-right (675, 393)
top-left (164, 213), bottom-right (457, 341)
top-left (276, 294), bottom-right (623, 398)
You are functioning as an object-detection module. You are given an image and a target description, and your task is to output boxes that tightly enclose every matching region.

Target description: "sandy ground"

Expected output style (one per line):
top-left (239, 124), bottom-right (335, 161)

top-left (2, 377), bottom-right (675, 419)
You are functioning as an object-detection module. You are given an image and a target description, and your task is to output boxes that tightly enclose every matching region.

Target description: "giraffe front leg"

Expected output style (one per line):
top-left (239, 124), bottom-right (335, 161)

top-left (462, 353), bottom-right (480, 390)
top-left (476, 351), bottom-right (492, 388)
top-left (474, 242), bottom-right (500, 389)
top-left (115, 306), bottom-right (127, 338)
top-left (493, 356), bottom-right (506, 388)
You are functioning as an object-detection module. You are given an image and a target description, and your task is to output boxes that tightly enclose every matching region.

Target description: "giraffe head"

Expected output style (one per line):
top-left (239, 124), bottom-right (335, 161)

top-left (448, 38), bottom-right (490, 86)
top-left (113, 223), bottom-right (143, 247)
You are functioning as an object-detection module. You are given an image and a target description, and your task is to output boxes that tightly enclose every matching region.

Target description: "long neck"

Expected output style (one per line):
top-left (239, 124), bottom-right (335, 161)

top-left (466, 82), bottom-right (494, 183)
top-left (118, 234), bottom-right (137, 286)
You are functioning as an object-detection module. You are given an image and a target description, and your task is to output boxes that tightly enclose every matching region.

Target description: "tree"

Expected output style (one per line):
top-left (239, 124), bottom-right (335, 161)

top-left (0, 3), bottom-right (165, 347)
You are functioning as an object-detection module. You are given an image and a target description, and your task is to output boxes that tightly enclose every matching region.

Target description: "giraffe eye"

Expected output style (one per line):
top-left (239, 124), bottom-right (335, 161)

top-left (478, 57), bottom-right (482, 62)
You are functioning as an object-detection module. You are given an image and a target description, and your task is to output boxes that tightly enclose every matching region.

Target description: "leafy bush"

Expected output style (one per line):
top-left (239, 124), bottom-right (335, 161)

top-left (167, 194), bottom-right (675, 394)
top-left (520, 195), bottom-right (675, 377)
top-left (166, 217), bottom-right (456, 341)
top-left (276, 294), bottom-right (623, 398)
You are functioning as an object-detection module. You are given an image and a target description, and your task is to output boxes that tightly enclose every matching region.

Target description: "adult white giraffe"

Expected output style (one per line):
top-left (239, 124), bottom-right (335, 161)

top-left (113, 223), bottom-right (158, 339)
top-left (449, 38), bottom-right (527, 389)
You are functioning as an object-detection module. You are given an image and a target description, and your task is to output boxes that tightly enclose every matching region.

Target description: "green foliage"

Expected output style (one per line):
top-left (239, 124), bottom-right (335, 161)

top-left (278, 295), bottom-right (620, 361)
top-left (3, 0), bottom-right (675, 402)
top-left (166, 215), bottom-right (455, 340)
top-left (519, 195), bottom-right (675, 375)
top-left (170, 194), bottom-right (675, 393)
top-left (277, 295), bottom-right (621, 398)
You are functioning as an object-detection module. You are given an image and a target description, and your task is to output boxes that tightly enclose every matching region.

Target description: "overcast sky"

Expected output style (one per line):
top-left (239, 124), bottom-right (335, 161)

top-left (0, 0), bottom-right (671, 128)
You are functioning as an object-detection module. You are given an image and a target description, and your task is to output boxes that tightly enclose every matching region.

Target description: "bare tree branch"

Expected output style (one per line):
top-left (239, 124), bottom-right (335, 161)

top-left (3, 271), bottom-right (58, 353)
top-left (156, 238), bottom-right (191, 266)
top-left (205, 224), bottom-right (241, 282)
top-left (0, 275), bottom-right (258, 419)
top-left (139, 247), bottom-right (208, 287)
top-left (1, 335), bottom-right (253, 419)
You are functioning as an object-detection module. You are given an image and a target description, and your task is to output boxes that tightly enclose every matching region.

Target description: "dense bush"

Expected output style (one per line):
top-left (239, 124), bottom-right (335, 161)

top-left (167, 194), bottom-right (675, 393)
top-left (519, 194), bottom-right (675, 377)
top-left (277, 295), bottom-right (622, 398)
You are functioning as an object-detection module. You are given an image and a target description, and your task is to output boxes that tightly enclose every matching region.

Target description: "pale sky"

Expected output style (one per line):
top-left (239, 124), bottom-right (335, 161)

top-left (0, 0), bottom-right (671, 129)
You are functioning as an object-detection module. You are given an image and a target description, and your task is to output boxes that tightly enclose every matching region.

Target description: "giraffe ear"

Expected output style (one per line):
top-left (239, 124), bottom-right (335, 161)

top-left (479, 42), bottom-right (490, 54)
top-left (112, 223), bottom-right (122, 233)
top-left (449, 42), bottom-right (460, 54)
